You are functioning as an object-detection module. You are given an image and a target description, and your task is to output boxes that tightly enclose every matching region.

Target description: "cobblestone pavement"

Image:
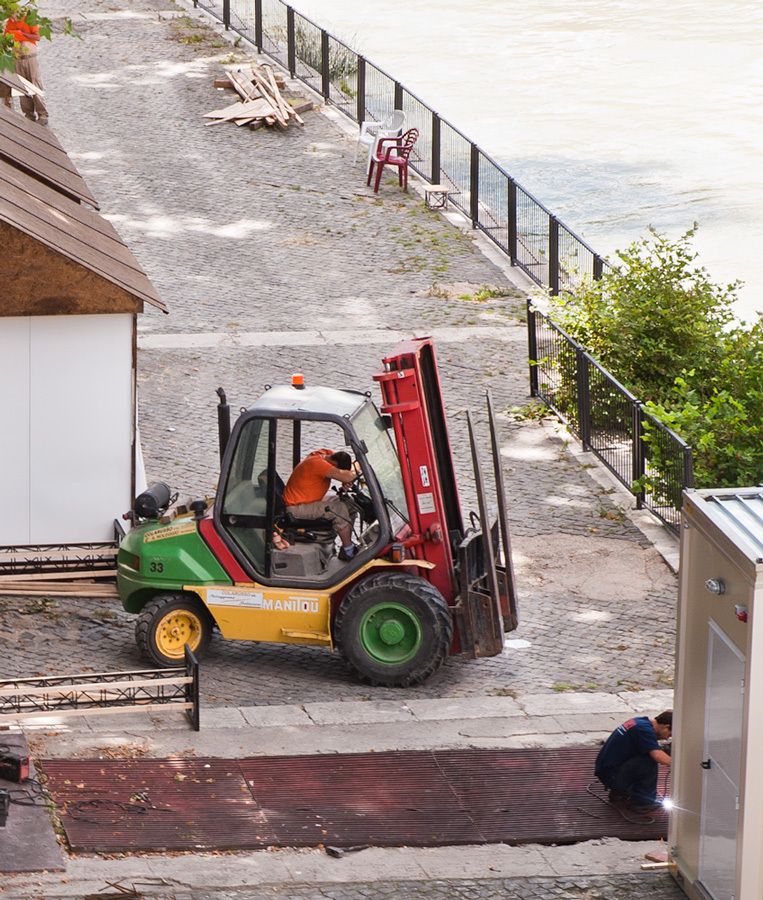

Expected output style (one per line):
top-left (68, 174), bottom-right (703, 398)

top-left (10, 873), bottom-right (686, 900)
top-left (193, 873), bottom-right (685, 899)
top-left (4, 0), bottom-right (678, 704)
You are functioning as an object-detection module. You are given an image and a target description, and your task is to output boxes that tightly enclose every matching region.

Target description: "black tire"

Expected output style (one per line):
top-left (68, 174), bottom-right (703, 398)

top-left (135, 593), bottom-right (214, 668)
top-left (333, 573), bottom-right (453, 687)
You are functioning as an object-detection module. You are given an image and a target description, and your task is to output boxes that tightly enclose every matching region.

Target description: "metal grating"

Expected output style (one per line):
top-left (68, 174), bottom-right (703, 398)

top-left (44, 748), bottom-right (667, 852)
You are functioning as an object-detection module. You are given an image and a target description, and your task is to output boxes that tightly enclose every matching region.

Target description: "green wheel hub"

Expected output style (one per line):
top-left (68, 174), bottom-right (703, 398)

top-left (359, 601), bottom-right (423, 665)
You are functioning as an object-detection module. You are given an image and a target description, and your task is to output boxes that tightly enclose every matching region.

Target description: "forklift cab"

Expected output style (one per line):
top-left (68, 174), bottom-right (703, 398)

top-left (215, 380), bottom-right (409, 587)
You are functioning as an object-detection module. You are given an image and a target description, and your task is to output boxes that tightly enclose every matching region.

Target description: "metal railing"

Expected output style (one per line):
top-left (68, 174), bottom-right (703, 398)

top-left (527, 301), bottom-right (694, 532)
top-left (195, 0), bottom-right (606, 295)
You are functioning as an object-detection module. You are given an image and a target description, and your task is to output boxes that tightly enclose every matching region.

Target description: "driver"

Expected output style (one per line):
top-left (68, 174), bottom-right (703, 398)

top-left (283, 449), bottom-right (359, 560)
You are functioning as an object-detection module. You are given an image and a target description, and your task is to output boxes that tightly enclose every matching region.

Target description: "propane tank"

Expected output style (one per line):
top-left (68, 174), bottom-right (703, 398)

top-left (134, 482), bottom-right (172, 519)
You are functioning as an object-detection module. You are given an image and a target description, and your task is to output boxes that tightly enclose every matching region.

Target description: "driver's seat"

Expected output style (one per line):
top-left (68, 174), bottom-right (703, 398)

top-left (273, 473), bottom-right (334, 540)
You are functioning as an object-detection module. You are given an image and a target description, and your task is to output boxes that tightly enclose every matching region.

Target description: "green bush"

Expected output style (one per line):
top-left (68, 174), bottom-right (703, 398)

top-left (547, 226), bottom-right (763, 488)
top-left (645, 321), bottom-right (763, 486)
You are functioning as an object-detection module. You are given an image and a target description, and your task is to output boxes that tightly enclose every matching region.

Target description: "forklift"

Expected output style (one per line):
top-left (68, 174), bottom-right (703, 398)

top-left (117, 338), bottom-right (518, 686)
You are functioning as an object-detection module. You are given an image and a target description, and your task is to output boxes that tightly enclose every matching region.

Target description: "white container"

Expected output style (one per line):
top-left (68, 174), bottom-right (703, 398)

top-left (670, 488), bottom-right (763, 900)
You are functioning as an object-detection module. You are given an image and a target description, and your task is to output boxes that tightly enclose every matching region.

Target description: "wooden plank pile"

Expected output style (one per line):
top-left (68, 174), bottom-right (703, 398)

top-left (205, 62), bottom-right (312, 130)
top-left (0, 545), bottom-right (118, 598)
top-left (0, 574), bottom-right (118, 599)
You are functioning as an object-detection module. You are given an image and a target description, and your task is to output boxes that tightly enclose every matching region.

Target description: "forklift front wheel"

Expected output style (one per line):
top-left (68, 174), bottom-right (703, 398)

top-left (135, 593), bottom-right (213, 668)
top-left (334, 573), bottom-right (453, 687)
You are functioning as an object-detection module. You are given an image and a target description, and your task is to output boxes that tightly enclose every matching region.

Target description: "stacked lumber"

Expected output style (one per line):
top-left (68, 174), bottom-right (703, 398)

top-left (205, 62), bottom-right (312, 130)
top-left (0, 544), bottom-right (118, 597)
top-left (0, 571), bottom-right (118, 598)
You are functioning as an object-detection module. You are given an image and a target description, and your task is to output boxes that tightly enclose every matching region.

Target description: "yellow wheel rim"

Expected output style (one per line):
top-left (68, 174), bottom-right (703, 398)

top-left (155, 608), bottom-right (203, 659)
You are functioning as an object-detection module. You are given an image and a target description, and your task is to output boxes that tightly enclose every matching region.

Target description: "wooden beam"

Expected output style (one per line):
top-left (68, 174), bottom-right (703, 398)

top-left (0, 547), bottom-right (117, 562)
top-left (0, 568), bottom-right (117, 583)
top-left (0, 702), bottom-right (193, 722)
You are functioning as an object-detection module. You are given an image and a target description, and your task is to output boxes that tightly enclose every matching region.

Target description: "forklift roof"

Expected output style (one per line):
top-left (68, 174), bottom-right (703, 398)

top-left (248, 383), bottom-right (370, 420)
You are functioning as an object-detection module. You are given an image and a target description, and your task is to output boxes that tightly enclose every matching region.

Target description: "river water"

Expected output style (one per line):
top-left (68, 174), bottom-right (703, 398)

top-left (293, 0), bottom-right (763, 320)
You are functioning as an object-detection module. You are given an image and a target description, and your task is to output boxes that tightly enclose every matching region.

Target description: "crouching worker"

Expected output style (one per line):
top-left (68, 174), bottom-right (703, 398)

top-left (283, 449), bottom-right (359, 560)
top-left (595, 710), bottom-right (672, 812)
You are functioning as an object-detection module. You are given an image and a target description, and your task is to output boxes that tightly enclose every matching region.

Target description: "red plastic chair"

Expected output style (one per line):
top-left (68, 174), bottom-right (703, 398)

top-left (367, 128), bottom-right (419, 194)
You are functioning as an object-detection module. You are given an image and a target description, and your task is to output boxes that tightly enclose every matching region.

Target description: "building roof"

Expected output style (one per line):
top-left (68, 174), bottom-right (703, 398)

top-left (0, 105), bottom-right (100, 207)
top-left (0, 155), bottom-right (167, 315)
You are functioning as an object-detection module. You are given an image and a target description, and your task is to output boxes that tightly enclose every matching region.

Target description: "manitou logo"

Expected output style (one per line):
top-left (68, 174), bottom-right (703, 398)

top-left (207, 589), bottom-right (320, 614)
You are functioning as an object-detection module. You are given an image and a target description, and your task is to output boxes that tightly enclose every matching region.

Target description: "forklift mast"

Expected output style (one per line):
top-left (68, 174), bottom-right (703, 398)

top-left (374, 338), bottom-right (463, 604)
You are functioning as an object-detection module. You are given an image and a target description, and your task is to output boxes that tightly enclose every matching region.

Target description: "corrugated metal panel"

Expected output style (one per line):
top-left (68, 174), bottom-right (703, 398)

top-left (705, 491), bottom-right (763, 560)
top-left (0, 156), bottom-right (166, 313)
top-left (44, 748), bottom-right (667, 852)
top-left (0, 105), bottom-right (100, 207)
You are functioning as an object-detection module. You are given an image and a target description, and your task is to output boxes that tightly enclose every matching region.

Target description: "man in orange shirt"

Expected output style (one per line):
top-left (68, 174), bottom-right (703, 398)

top-left (283, 449), bottom-right (359, 560)
top-left (1, 15), bottom-right (48, 125)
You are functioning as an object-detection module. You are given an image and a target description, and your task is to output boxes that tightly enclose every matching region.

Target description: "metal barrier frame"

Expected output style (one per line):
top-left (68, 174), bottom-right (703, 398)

top-left (527, 300), bottom-right (694, 532)
top-left (0, 646), bottom-right (201, 731)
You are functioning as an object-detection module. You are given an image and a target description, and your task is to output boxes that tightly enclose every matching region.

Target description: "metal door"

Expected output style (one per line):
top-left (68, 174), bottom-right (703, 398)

top-left (698, 621), bottom-right (745, 900)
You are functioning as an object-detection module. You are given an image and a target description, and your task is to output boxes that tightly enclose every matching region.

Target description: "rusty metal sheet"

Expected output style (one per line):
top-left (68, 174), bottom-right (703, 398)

top-left (0, 105), bottom-right (100, 207)
top-left (43, 759), bottom-right (274, 852)
top-left (241, 751), bottom-right (479, 846)
top-left (44, 748), bottom-right (667, 853)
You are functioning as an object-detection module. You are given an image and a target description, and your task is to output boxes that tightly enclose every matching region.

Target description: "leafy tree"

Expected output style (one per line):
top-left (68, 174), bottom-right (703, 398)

top-left (547, 226), bottom-right (763, 488)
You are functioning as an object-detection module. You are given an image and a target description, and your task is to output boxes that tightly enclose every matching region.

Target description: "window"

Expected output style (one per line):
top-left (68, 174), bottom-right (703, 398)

top-left (221, 418), bottom-right (271, 575)
top-left (352, 403), bottom-right (408, 534)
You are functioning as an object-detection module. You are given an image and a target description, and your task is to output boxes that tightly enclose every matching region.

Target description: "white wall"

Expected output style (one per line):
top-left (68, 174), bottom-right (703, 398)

top-left (0, 314), bottom-right (134, 545)
top-left (0, 317), bottom-right (32, 542)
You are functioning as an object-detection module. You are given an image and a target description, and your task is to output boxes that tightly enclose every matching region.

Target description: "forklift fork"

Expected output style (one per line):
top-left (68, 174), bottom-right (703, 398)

top-left (457, 395), bottom-right (520, 657)
top-left (487, 390), bottom-right (519, 630)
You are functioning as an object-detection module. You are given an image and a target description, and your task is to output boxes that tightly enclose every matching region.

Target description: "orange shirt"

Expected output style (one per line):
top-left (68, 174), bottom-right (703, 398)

top-left (283, 450), bottom-right (335, 506)
top-left (4, 17), bottom-right (40, 44)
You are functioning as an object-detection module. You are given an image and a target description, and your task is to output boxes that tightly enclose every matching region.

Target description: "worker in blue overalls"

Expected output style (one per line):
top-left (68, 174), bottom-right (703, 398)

top-left (595, 710), bottom-right (672, 812)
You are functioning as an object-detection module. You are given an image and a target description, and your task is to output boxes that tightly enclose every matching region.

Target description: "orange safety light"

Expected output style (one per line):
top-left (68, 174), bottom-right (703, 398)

top-left (390, 543), bottom-right (404, 563)
top-left (292, 373), bottom-right (305, 389)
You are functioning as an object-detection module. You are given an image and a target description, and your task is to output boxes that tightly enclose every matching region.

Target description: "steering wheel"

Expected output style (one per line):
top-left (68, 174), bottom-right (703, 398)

top-left (344, 477), bottom-right (375, 526)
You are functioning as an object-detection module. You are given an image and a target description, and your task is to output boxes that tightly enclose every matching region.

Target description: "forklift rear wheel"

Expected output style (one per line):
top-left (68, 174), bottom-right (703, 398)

top-left (334, 573), bottom-right (453, 687)
top-left (135, 593), bottom-right (213, 668)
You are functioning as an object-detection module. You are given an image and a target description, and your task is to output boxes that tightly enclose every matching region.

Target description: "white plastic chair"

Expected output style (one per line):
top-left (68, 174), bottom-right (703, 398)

top-left (353, 109), bottom-right (406, 166)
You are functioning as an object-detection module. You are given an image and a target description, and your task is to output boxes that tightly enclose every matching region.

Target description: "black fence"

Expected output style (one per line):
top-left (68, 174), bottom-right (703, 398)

top-left (193, 0), bottom-right (605, 296)
top-left (527, 301), bottom-right (694, 532)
